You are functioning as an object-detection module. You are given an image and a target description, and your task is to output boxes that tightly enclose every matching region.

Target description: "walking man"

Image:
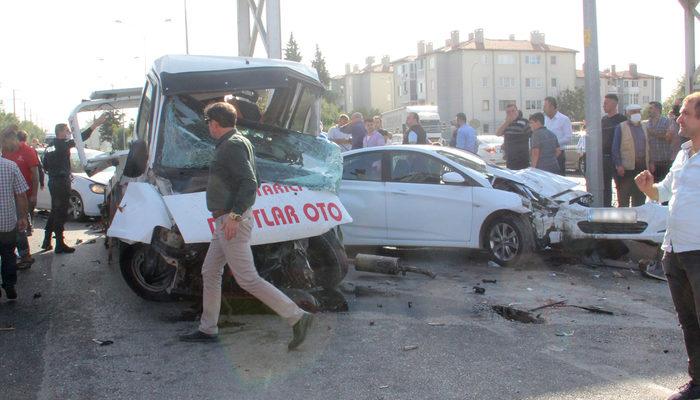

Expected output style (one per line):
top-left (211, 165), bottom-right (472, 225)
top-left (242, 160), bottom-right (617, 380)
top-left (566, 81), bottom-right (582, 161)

top-left (601, 94), bottom-right (627, 207)
top-left (496, 103), bottom-right (531, 169)
top-left (0, 137), bottom-right (29, 301)
top-left (647, 101), bottom-right (674, 182)
top-left (635, 92), bottom-right (700, 400)
top-left (612, 104), bottom-right (648, 207)
top-left (454, 112), bottom-right (478, 154)
top-left (42, 115), bottom-right (107, 253)
top-left (403, 112), bottom-right (427, 144)
top-left (179, 102), bottom-right (313, 349)
top-left (543, 97), bottom-right (572, 175)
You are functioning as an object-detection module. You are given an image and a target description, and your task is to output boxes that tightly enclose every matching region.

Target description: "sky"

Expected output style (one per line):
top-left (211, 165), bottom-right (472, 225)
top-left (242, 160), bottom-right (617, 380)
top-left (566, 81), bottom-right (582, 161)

top-left (0, 0), bottom-right (697, 131)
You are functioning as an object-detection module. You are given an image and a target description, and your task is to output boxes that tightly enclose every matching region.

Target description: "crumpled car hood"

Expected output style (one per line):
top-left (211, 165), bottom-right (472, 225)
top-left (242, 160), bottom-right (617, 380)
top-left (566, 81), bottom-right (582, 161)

top-left (487, 166), bottom-right (579, 198)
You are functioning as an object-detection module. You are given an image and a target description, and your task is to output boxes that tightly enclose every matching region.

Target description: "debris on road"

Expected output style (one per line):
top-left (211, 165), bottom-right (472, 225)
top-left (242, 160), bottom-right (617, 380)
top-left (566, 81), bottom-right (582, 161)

top-left (529, 300), bottom-right (567, 312)
top-left (568, 305), bottom-right (614, 315)
top-left (427, 322), bottom-right (445, 326)
top-left (92, 339), bottom-right (114, 346)
top-left (407, 301), bottom-right (413, 308)
top-left (556, 331), bottom-right (575, 337)
top-left (473, 286), bottom-right (486, 295)
top-left (492, 305), bottom-right (544, 324)
top-left (75, 239), bottom-right (83, 245)
top-left (612, 271), bottom-right (624, 278)
top-left (402, 345), bottom-right (419, 351)
top-left (0, 326), bottom-right (15, 332)
top-left (379, 385), bottom-right (389, 389)
top-left (33, 292), bottom-right (42, 299)
top-left (87, 239), bottom-right (97, 244)
top-left (350, 285), bottom-right (397, 298)
top-left (488, 261), bottom-right (501, 268)
top-left (369, 321), bottom-right (375, 326)
top-left (353, 254), bottom-right (436, 279)
top-left (482, 279), bottom-right (497, 284)
top-left (91, 260), bottom-right (101, 264)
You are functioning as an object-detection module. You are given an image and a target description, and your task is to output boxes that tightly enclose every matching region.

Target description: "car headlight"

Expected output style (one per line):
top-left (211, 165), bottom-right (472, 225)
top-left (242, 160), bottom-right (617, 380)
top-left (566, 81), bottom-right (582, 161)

top-left (90, 183), bottom-right (106, 194)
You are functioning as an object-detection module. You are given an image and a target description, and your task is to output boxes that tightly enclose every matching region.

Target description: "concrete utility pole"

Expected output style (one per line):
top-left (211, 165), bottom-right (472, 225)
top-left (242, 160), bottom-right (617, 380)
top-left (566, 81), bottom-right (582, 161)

top-left (582, 0), bottom-right (604, 207)
top-left (237, 0), bottom-right (282, 59)
top-left (681, 0), bottom-right (699, 93)
top-left (184, 0), bottom-right (190, 55)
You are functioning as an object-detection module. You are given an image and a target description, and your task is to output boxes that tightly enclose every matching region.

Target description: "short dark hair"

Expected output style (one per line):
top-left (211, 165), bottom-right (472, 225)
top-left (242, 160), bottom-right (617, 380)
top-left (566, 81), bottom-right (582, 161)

top-left (456, 112), bottom-right (467, 122)
top-left (649, 101), bottom-right (662, 111)
top-left (55, 123), bottom-right (68, 135)
top-left (17, 130), bottom-right (28, 142)
top-left (604, 93), bottom-right (619, 102)
top-left (544, 97), bottom-right (557, 109)
top-left (408, 112), bottom-right (420, 123)
top-left (204, 102), bottom-right (237, 128)
top-left (528, 112), bottom-right (545, 125)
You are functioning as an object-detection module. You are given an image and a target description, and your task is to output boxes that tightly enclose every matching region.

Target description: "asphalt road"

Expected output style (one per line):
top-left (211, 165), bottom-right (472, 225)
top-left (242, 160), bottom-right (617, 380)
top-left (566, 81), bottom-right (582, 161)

top-left (0, 215), bottom-right (689, 400)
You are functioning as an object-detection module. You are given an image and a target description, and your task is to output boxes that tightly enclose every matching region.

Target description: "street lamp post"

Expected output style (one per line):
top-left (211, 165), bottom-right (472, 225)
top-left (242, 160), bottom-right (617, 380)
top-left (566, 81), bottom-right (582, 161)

top-left (183, 0), bottom-right (190, 55)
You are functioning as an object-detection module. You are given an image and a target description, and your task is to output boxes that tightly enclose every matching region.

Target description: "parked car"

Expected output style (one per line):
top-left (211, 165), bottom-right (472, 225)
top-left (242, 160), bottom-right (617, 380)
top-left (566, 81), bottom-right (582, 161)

top-left (476, 135), bottom-right (505, 165)
top-left (35, 147), bottom-right (114, 221)
top-left (338, 145), bottom-right (667, 266)
top-left (564, 132), bottom-right (586, 174)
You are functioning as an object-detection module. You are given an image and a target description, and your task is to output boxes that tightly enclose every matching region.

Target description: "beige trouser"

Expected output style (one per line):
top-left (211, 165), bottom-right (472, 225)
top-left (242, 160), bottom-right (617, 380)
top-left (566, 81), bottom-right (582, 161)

top-left (198, 210), bottom-right (304, 335)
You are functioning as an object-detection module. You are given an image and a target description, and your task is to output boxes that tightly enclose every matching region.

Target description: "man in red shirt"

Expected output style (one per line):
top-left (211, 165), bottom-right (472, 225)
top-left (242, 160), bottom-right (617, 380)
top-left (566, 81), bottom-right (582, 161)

top-left (1, 127), bottom-right (39, 268)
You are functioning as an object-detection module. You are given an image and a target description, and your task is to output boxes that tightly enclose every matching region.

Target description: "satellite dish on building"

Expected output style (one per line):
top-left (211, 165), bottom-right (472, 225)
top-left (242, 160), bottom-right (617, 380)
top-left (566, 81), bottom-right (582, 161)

top-left (469, 119), bottom-right (481, 129)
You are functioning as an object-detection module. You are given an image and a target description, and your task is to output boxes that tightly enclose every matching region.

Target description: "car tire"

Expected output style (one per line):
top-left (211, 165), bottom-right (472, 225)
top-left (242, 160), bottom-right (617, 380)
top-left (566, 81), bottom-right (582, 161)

top-left (120, 244), bottom-right (176, 302)
top-left (307, 230), bottom-right (349, 289)
top-left (578, 156), bottom-right (586, 175)
top-left (68, 190), bottom-right (86, 221)
top-left (484, 214), bottom-right (534, 267)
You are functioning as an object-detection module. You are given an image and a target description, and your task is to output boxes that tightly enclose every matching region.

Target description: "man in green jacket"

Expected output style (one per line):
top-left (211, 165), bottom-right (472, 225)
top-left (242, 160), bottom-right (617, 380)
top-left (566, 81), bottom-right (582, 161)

top-left (179, 102), bottom-right (313, 350)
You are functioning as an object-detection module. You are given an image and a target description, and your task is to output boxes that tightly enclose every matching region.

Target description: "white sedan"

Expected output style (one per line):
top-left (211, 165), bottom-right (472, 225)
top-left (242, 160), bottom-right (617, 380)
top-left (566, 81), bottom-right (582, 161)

top-left (338, 145), bottom-right (667, 265)
top-left (36, 148), bottom-right (115, 221)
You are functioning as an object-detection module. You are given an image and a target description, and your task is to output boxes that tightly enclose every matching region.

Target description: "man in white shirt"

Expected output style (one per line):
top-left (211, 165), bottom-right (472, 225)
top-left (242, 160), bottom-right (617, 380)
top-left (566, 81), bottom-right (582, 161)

top-left (327, 114), bottom-right (352, 151)
top-left (635, 92), bottom-right (700, 400)
top-left (543, 96), bottom-right (572, 176)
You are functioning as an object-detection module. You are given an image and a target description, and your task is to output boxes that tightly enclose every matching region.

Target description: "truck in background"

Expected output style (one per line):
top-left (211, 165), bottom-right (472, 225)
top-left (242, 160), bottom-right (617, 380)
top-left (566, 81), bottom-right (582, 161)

top-left (381, 105), bottom-right (444, 144)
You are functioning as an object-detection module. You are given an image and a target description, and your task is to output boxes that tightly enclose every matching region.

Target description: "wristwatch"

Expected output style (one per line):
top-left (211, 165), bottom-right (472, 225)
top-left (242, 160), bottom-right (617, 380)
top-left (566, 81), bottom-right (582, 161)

top-left (228, 212), bottom-right (243, 222)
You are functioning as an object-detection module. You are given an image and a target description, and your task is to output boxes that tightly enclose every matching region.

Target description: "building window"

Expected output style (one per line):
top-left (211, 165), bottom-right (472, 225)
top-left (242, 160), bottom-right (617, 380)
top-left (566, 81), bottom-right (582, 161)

top-left (631, 94), bottom-right (639, 103)
top-left (480, 54), bottom-right (488, 64)
top-left (481, 77), bottom-right (488, 88)
top-left (401, 65), bottom-right (406, 74)
top-left (525, 78), bottom-right (543, 88)
top-left (482, 100), bottom-right (490, 111)
top-left (525, 100), bottom-right (543, 110)
top-left (551, 78), bottom-right (558, 87)
top-left (429, 57), bottom-right (435, 69)
top-left (403, 82), bottom-right (408, 95)
top-left (624, 81), bottom-right (629, 88)
top-left (419, 82), bottom-right (423, 93)
top-left (643, 80), bottom-right (648, 87)
top-left (525, 55), bottom-right (541, 64)
top-left (496, 54), bottom-right (516, 64)
top-left (483, 124), bottom-right (490, 133)
top-left (550, 55), bottom-right (557, 65)
top-left (417, 59), bottom-right (424, 70)
top-left (499, 100), bottom-right (517, 111)
top-left (631, 80), bottom-right (638, 87)
top-left (498, 77), bottom-right (516, 88)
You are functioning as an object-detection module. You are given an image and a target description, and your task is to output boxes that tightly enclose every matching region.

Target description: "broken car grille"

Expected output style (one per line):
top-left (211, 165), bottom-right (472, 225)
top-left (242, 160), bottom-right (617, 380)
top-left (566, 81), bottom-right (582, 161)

top-left (577, 221), bottom-right (649, 234)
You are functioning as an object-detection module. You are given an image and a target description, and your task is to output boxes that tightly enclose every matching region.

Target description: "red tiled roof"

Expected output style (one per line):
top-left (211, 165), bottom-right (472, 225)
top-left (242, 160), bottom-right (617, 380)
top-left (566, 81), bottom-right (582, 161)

top-left (435, 38), bottom-right (577, 53)
top-left (577, 69), bottom-right (662, 79)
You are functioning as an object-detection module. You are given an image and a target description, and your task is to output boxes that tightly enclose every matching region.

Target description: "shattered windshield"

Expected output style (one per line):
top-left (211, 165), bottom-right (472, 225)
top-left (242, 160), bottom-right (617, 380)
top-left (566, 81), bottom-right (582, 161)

top-left (158, 94), bottom-right (342, 192)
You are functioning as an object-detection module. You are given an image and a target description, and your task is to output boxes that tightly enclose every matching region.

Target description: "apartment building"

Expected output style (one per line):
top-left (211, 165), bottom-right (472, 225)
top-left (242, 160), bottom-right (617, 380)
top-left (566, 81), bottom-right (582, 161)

top-left (576, 64), bottom-right (663, 111)
top-left (329, 56), bottom-right (394, 114)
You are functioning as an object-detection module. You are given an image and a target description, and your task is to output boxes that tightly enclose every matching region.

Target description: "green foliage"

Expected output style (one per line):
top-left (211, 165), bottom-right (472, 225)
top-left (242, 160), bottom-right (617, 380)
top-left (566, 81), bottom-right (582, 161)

top-left (0, 108), bottom-right (45, 143)
top-left (556, 87), bottom-right (585, 122)
top-left (98, 110), bottom-right (133, 150)
top-left (284, 33), bottom-right (302, 62)
top-left (352, 106), bottom-right (383, 120)
top-left (311, 44), bottom-right (330, 88)
top-left (663, 75), bottom-right (686, 115)
top-left (321, 98), bottom-right (342, 130)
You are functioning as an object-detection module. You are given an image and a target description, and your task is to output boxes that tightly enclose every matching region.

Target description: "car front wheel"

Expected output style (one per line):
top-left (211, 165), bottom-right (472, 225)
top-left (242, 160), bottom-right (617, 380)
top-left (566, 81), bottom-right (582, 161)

top-left (485, 214), bottom-right (534, 266)
top-left (120, 244), bottom-right (176, 302)
top-left (68, 190), bottom-right (86, 221)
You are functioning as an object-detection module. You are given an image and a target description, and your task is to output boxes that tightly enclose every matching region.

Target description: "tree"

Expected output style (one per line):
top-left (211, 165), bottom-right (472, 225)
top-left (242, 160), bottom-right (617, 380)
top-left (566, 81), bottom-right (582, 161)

top-left (556, 87), bottom-right (585, 122)
top-left (321, 98), bottom-right (341, 130)
top-left (284, 33), bottom-right (302, 62)
top-left (663, 75), bottom-right (686, 115)
top-left (98, 110), bottom-right (133, 150)
top-left (353, 106), bottom-right (382, 120)
top-left (0, 107), bottom-right (45, 143)
top-left (311, 44), bottom-right (330, 88)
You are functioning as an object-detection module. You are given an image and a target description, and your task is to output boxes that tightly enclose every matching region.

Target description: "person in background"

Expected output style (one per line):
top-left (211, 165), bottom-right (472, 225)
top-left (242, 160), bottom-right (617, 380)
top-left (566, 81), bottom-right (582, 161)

top-left (327, 114), bottom-right (352, 151)
top-left (373, 116), bottom-right (392, 143)
top-left (402, 112), bottom-right (427, 144)
top-left (601, 94), bottom-right (627, 207)
top-left (454, 112), bottom-right (477, 154)
top-left (363, 118), bottom-right (385, 148)
top-left (612, 104), bottom-right (648, 207)
top-left (634, 92), bottom-right (700, 400)
top-left (339, 112), bottom-right (367, 150)
top-left (646, 101), bottom-right (674, 182)
top-left (528, 112), bottom-right (561, 174)
top-left (543, 96), bottom-right (572, 175)
top-left (1, 127), bottom-right (39, 268)
top-left (496, 103), bottom-right (531, 169)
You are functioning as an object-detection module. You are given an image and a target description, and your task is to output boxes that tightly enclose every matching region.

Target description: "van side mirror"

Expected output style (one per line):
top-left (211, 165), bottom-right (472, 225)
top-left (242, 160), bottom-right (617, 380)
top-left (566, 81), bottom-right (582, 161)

top-left (123, 139), bottom-right (149, 178)
top-left (442, 171), bottom-right (465, 184)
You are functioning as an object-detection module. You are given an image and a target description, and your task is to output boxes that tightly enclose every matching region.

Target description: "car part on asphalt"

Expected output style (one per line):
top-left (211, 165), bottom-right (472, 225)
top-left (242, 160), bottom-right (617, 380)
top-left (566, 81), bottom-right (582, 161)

top-left (353, 253), bottom-right (436, 278)
top-left (492, 305), bottom-right (545, 324)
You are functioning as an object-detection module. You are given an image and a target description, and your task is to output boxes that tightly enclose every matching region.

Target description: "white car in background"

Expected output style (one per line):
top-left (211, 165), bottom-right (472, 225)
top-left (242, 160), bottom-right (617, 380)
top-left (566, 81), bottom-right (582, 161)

top-left (35, 148), bottom-right (114, 220)
top-left (476, 135), bottom-right (505, 165)
top-left (339, 145), bottom-right (667, 265)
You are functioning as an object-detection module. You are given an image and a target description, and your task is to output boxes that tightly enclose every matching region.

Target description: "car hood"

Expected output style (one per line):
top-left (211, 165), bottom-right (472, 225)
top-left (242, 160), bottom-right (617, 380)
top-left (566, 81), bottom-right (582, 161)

top-left (75, 168), bottom-right (114, 185)
top-left (486, 166), bottom-right (579, 198)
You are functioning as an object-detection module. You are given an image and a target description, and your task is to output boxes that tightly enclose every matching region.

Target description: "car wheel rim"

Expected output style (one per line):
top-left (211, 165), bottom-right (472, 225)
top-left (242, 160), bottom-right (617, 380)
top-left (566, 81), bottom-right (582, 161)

top-left (69, 194), bottom-right (83, 219)
top-left (131, 249), bottom-right (175, 292)
top-left (489, 223), bottom-right (519, 262)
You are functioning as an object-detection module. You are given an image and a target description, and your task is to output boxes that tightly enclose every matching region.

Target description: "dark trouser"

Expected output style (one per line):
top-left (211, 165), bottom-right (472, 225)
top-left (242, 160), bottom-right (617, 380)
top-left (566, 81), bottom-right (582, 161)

top-left (602, 155), bottom-right (614, 208)
top-left (17, 229), bottom-right (29, 258)
top-left (663, 250), bottom-right (700, 382)
top-left (615, 169), bottom-right (645, 207)
top-left (1, 229), bottom-right (18, 289)
top-left (46, 176), bottom-right (71, 239)
top-left (556, 151), bottom-right (566, 176)
top-left (652, 161), bottom-right (672, 183)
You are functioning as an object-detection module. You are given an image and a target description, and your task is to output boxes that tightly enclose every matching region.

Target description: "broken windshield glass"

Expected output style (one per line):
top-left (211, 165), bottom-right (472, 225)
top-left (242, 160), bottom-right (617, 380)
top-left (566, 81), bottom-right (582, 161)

top-left (158, 95), bottom-right (342, 192)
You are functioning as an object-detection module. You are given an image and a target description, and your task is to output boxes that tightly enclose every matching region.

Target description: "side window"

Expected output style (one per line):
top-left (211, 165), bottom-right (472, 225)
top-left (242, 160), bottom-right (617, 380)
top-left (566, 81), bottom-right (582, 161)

top-left (343, 152), bottom-right (383, 182)
top-left (135, 81), bottom-right (156, 141)
top-left (390, 152), bottom-right (454, 184)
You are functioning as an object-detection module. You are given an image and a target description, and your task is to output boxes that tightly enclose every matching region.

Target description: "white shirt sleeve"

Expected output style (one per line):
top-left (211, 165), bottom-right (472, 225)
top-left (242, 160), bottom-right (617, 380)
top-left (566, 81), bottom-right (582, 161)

top-left (408, 131), bottom-right (418, 144)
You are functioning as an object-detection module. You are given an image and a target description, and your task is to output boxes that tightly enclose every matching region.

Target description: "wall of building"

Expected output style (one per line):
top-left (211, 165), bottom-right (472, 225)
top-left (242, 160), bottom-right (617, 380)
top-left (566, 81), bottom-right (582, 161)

top-left (370, 72), bottom-right (394, 113)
